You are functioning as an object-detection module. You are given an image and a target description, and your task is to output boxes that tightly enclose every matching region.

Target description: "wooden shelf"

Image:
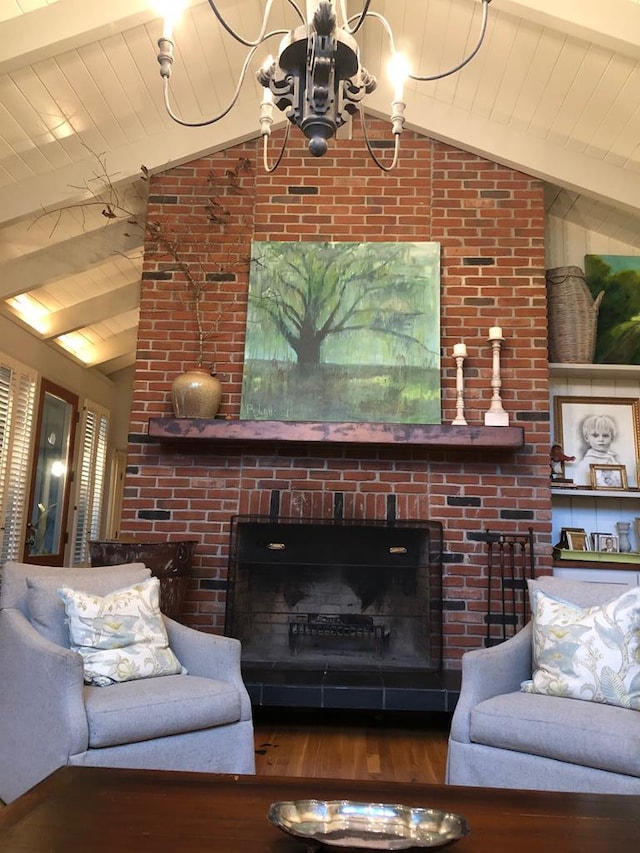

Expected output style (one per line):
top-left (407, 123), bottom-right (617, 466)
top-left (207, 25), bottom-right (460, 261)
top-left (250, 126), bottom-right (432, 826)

top-left (552, 559), bottom-right (640, 572)
top-left (549, 362), bottom-right (640, 379)
top-left (551, 487), bottom-right (640, 499)
top-left (147, 418), bottom-right (525, 449)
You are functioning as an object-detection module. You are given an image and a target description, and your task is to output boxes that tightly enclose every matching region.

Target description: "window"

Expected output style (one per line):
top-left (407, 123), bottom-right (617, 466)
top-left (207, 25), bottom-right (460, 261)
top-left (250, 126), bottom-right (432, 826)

top-left (0, 357), bottom-right (37, 564)
top-left (71, 402), bottom-right (110, 566)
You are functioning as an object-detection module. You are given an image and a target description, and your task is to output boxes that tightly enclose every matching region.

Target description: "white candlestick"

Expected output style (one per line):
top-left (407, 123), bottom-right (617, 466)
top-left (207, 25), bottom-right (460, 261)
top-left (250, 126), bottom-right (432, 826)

top-left (484, 337), bottom-right (509, 426)
top-left (489, 326), bottom-right (503, 340)
top-left (451, 350), bottom-right (468, 426)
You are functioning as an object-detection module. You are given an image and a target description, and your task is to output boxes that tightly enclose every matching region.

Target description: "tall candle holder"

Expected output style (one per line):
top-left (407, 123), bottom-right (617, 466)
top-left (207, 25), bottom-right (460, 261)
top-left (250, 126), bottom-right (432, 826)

top-left (484, 327), bottom-right (509, 426)
top-left (452, 343), bottom-right (468, 426)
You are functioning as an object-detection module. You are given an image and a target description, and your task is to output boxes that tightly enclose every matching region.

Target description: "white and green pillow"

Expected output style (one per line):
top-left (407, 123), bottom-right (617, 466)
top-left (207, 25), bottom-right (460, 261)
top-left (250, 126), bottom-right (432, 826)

top-left (522, 585), bottom-right (640, 710)
top-left (58, 577), bottom-right (185, 687)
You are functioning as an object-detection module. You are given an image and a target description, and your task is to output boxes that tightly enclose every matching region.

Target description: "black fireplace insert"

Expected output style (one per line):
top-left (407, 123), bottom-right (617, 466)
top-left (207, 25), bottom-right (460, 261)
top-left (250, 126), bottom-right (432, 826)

top-left (225, 516), bottom-right (458, 711)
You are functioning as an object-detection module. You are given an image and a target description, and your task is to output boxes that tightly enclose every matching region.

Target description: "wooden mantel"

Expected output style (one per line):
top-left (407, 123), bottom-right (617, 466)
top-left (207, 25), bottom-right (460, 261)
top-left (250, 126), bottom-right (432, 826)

top-left (147, 418), bottom-right (525, 449)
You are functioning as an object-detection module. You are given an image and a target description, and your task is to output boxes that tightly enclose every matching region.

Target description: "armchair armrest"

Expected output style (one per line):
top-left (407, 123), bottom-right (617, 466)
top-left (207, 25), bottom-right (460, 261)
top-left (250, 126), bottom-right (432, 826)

top-left (164, 618), bottom-right (252, 719)
top-left (449, 623), bottom-right (532, 744)
top-left (0, 609), bottom-right (89, 802)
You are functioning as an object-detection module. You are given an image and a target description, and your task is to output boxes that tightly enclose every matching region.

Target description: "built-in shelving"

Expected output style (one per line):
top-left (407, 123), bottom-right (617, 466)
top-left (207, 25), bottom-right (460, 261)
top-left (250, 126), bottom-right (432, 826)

top-left (147, 418), bottom-right (525, 449)
top-left (550, 361), bottom-right (640, 578)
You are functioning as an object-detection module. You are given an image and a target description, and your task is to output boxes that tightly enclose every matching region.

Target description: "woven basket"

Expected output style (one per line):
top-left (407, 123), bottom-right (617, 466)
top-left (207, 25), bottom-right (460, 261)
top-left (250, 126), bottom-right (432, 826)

top-left (546, 266), bottom-right (604, 363)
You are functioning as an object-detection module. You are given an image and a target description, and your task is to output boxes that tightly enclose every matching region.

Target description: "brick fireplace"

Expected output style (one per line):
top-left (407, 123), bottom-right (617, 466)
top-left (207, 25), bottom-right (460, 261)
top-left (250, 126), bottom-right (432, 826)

top-left (122, 119), bottom-right (552, 673)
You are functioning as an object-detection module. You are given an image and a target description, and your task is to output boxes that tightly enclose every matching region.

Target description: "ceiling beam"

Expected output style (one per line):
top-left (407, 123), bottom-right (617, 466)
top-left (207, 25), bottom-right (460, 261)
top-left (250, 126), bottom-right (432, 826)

top-left (99, 351), bottom-right (136, 375)
top-left (40, 280), bottom-right (140, 339)
top-left (83, 327), bottom-right (139, 366)
top-left (0, 219), bottom-right (142, 299)
top-left (497, 0), bottom-right (640, 60)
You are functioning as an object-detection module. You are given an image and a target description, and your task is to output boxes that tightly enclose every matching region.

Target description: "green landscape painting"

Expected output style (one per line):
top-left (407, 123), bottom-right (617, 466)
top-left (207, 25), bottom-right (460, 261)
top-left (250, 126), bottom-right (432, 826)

top-left (240, 241), bottom-right (441, 423)
top-left (585, 255), bottom-right (640, 364)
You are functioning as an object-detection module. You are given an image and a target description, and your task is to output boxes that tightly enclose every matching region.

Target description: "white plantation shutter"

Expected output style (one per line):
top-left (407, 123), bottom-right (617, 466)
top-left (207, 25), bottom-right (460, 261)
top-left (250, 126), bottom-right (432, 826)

top-left (0, 358), bottom-right (37, 564)
top-left (71, 403), bottom-right (110, 566)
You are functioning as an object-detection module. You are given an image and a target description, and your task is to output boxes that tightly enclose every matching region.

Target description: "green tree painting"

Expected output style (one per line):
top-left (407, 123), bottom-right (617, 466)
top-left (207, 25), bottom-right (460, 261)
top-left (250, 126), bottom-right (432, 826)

top-left (240, 241), bottom-right (441, 423)
top-left (585, 255), bottom-right (640, 364)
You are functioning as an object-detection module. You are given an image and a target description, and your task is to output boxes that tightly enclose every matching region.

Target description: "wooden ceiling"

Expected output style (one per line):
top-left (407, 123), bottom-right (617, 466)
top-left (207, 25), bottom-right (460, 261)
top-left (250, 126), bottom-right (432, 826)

top-left (0, 0), bottom-right (639, 376)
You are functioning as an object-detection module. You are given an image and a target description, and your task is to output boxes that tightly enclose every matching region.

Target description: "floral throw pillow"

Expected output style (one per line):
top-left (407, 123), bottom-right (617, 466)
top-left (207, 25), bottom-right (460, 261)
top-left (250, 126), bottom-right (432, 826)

top-left (521, 586), bottom-right (640, 710)
top-left (58, 577), bottom-right (186, 687)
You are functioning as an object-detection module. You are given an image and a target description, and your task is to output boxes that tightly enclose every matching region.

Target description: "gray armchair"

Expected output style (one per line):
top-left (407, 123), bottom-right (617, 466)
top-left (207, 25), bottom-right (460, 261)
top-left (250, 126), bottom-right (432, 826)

top-left (0, 561), bottom-right (255, 804)
top-left (446, 576), bottom-right (640, 794)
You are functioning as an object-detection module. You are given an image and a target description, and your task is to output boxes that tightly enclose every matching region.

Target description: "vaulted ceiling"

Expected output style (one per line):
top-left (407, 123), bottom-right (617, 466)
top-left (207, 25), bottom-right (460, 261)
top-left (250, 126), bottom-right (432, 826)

top-left (0, 0), bottom-right (639, 377)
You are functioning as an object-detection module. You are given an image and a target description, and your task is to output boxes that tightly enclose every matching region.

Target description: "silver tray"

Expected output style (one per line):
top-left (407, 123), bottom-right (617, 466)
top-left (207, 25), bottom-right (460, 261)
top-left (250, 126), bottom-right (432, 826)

top-left (267, 799), bottom-right (470, 849)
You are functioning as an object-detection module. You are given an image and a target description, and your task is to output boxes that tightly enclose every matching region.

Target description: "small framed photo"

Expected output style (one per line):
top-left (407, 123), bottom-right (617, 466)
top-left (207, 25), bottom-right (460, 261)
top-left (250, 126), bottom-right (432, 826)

top-left (593, 533), bottom-right (619, 553)
top-left (590, 463), bottom-right (628, 491)
top-left (565, 529), bottom-right (590, 551)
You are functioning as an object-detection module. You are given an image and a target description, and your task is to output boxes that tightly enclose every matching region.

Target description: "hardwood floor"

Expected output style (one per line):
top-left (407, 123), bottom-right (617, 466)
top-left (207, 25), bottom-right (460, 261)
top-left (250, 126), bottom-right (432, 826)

top-left (253, 708), bottom-right (451, 784)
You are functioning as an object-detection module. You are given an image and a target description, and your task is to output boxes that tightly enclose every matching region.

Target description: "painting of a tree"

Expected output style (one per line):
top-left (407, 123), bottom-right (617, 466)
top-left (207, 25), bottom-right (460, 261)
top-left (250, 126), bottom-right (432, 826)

top-left (585, 255), bottom-right (640, 364)
top-left (240, 241), bottom-right (441, 423)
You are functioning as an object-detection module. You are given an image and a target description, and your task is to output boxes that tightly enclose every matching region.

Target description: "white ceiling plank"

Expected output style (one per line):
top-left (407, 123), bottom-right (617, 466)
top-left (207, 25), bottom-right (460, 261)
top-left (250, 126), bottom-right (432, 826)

top-left (0, 0), bottom-right (198, 75)
top-left (56, 48), bottom-right (126, 151)
top-left (0, 96), bottom-right (265, 224)
top-left (120, 26), bottom-right (174, 137)
top-left (0, 218), bottom-right (142, 298)
top-left (528, 39), bottom-right (589, 147)
top-left (41, 279), bottom-right (140, 338)
top-left (0, 72), bottom-right (52, 148)
top-left (541, 45), bottom-right (614, 155)
top-left (578, 60), bottom-right (639, 157)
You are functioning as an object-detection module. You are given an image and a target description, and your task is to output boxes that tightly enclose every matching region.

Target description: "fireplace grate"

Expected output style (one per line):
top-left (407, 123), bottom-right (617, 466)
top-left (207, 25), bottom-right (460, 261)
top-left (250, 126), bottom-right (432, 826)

top-left (289, 613), bottom-right (389, 659)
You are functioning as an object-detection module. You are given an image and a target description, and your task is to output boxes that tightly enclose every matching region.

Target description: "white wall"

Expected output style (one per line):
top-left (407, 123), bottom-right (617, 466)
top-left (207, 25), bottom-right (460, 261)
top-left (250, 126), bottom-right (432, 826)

top-left (546, 216), bottom-right (640, 269)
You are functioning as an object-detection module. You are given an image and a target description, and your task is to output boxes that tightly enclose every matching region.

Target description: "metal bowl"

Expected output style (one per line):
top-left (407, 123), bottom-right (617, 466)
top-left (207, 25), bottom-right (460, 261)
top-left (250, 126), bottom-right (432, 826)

top-left (267, 799), bottom-right (470, 849)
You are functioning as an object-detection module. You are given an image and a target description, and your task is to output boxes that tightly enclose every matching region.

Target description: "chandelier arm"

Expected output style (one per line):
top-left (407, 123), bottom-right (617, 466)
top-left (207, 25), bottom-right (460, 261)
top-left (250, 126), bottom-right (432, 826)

top-left (206, 0), bottom-right (302, 48)
top-left (346, 1), bottom-right (491, 83)
top-left (359, 110), bottom-right (400, 172)
top-left (162, 44), bottom-right (259, 128)
top-left (408, 0), bottom-right (491, 82)
top-left (338, 0), bottom-right (372, 35)
top-left (262, 122), bottom-right (292, 173)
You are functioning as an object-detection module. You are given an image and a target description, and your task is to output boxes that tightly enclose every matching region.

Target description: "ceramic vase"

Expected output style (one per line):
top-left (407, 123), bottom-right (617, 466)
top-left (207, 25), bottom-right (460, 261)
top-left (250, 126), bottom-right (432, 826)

top-left (171, 368), bottom-right (222, 419)
top-left (616, 521), bottom-right (632, 553)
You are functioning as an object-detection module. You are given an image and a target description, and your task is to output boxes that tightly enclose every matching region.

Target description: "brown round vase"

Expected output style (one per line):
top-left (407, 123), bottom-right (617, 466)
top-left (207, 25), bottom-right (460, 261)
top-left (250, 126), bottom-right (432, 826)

top-left (171, 368), bottom-right (222, 419)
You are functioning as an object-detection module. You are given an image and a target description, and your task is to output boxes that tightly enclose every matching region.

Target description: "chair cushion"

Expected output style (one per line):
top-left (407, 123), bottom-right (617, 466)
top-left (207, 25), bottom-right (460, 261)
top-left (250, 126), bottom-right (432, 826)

top-left (24, 563), bottom-right (150, 647)
top-left (58, 577), bottom-right (184, 686)
top-left (470, 691), bottom-right (640, 778)
top-left (522, 585), bottom-right (640, 710)
top-left (84, 674), bottom-right (242, 747)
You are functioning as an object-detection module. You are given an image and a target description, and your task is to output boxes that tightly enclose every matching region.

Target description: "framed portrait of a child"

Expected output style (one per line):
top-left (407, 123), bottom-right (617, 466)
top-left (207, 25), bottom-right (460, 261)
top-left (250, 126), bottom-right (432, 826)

top-left (553, 396), bottom-right (640, 488)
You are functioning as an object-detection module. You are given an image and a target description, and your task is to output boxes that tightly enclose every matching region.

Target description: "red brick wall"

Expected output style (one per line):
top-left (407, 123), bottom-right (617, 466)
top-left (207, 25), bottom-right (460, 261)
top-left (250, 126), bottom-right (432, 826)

top-left (123, 122), bottom-right (551, 667)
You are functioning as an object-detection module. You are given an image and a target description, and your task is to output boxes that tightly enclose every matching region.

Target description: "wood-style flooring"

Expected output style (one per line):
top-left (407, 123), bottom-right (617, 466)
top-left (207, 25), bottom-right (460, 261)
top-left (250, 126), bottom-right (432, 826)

top-left (253, 708), bottom-right (451, 784)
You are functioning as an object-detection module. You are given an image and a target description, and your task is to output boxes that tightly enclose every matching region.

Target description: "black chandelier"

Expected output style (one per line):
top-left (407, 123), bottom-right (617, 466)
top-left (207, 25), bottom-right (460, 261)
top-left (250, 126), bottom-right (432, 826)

top-left (156, 1), bottom-right (493, 172)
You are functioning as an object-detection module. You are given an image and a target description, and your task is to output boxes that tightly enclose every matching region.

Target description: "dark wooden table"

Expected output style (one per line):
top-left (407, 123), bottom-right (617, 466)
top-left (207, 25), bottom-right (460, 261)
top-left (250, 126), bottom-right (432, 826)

top-left (1, 766), bottom-right (638, 851)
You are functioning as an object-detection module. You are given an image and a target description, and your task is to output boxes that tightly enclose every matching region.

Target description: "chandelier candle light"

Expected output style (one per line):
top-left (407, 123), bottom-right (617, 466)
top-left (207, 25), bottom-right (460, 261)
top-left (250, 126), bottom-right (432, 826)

top-left (452, 342), bottom-right (468, 426)
top-left (484, 326), bottom-right (509, 427)
top-left (155, 0), bottom-right (493, 172)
